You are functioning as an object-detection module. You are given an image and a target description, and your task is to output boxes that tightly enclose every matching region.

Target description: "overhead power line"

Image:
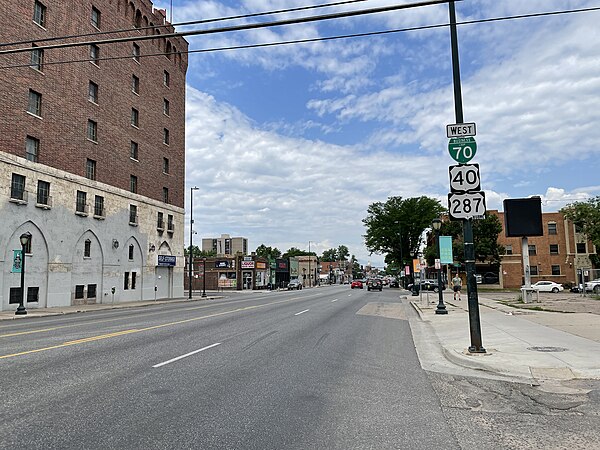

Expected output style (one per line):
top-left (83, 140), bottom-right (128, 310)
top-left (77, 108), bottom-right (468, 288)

top-left (0, 3), bottom-right (598, 70)
top-left (0, 0), bottom-right (368, 48)
top-left (0, 0), bottom-right (457, 56)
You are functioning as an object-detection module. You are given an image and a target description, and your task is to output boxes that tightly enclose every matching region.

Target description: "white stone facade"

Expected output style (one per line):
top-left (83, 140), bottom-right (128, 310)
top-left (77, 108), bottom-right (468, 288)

top-left (0, 153), bottom-right (184, 312)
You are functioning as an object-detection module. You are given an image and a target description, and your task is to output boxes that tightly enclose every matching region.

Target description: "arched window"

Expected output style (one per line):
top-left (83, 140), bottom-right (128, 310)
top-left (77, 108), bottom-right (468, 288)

top-left (135, 10), bottom-right (142, 28)
top-left (128, 244), bottom-right (134, 260)
top-left (84, 239), bottom-right (91, 258)
top-left (165, 41), bottom-right (172, 59)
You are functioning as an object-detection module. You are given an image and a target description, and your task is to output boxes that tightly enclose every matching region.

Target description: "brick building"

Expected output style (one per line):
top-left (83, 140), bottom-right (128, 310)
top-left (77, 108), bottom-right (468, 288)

top-left (202, 234), bottom-right (249, 256)
top-left (493, 211), bottom-right (597, 288)
top-left (0, 0), bottom-right (188, 311)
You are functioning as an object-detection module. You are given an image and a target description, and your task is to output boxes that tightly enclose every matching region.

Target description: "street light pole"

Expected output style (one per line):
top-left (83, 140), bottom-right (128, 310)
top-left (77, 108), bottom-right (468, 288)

top-left (432, 219), bottom-right (447, 315)
top-left (394, 220), bottom-right (404, 287)
top-left (16, 232), bottom-right (32, 315)
top-left (308, 241), bottom-right (313, 287)
top-left (188, 186), bottom-right (199, 300)
top-left (202, 256), bottom-right (207, 298)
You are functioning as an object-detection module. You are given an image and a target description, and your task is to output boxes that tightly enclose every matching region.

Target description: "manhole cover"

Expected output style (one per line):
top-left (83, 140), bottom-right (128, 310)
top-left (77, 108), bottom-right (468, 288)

top-left (527, 346), bottom-right (568, 353)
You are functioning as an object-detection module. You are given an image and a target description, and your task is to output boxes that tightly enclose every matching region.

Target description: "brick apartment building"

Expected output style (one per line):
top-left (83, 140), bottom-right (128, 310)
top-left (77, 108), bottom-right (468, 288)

top-left (202, 234), bottom-right (249, 256)
top-left (492, 210), bottom-right (597, 288)
top-left (0, 0), bottom-right (188, 311)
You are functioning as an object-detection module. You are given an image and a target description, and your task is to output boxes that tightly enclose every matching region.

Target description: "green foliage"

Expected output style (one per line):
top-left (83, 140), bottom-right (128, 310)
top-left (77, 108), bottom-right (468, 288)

top-left (184, 245), bottom-right (216, 258)
top-left (321, 248), bottom-right (338, 262)
top-left (424, 214), bottom-right (505, 267)
top-left (363, 196), bottom-right (445, 267)
top-left (337, 245), bottom-right (349, 261)
top-left (255, 244), bottom-right (282, 260)
top-left (282, 247), bottom-right (316, 258)
top-left (561, 196), bottom-right (600, 251)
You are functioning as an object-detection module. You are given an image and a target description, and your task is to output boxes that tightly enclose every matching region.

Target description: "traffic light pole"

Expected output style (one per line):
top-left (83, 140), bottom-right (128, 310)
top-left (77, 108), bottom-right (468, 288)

top-left (448, 1), bottom-right (485, 353)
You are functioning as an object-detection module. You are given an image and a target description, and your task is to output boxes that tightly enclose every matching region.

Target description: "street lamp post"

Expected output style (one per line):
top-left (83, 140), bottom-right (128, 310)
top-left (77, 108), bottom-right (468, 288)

top-left (308, 241), bottom-right (313, 287)
top-left (16, 232), bottom-right (32, 315)
top-left (188, 186), bottom-right (199, 300)
top-left (432, 219), bottom-right (447, 315)
top-left (202, 256), bottom-right (207, 298)
top-left (394, 220), bottom-right (404, 288)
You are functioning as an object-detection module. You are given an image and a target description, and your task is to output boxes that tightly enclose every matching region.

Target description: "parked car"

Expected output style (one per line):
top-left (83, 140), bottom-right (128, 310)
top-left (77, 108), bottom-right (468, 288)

top-left (389, 279), bottom-right (399, 288)
top-left (407, 279), bottom-right (446, 293)
top-left (585, 278), bottom-right (600, 294)
top-left (367, 278), bottom-right (382, 291)
top-left (482, 272), bottom-right (499, 284)
top-left (287, 279), bottom-right (303, 290)
top-left (523, 281), bottom-right (564, 293)
top-left (351, 280), bottom-right (363, 289)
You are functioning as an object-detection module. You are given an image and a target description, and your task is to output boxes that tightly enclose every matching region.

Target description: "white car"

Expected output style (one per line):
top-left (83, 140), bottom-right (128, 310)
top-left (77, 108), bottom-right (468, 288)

top-left (585, 279), bottom-right (600, 294)
top-left (523, 281), bottom-right (564, 293)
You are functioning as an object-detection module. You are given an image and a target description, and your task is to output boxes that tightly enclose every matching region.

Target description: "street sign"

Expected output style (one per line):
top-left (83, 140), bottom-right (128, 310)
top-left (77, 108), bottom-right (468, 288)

top-left (448, 137), bottom-right (477, 163)
top-left (448, 192), bottom-right (486, 220)
top-left (449, 163), bottom-right (480, 192)
top-left (446, 122), bottom-right (476, 138)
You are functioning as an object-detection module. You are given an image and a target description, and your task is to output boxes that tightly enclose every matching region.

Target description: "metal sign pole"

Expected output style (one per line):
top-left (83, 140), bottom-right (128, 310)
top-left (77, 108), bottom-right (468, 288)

top-left (449, 1), bottom-right (485, 353)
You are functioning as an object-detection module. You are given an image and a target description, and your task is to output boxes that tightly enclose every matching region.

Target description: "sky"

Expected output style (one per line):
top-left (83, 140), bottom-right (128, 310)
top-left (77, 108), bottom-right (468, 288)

top-left (152, 0), bottom-right (600, 268)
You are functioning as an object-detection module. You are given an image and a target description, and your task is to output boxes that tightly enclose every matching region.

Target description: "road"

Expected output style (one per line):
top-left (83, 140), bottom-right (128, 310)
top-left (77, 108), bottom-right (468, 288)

top-left (0, 286), bottom-right (458, 449)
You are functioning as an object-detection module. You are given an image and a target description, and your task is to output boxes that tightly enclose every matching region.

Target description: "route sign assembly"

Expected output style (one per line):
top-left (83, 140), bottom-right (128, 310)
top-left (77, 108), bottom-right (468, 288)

top-left (448, 136), bottom-right (477, 164)
top-left (446, 122), bottom-right (476, 138)
top-left (447, 191), bottom-right (486, 220)
top-left (449, 163), bottom-right (480, 193)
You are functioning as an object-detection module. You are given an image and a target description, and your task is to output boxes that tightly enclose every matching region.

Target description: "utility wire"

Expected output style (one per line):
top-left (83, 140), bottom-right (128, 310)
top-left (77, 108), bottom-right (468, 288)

top-left (0, 0), bottom-right (456, 56)
top-left (0, 0), bottom-right (367, 48)
top-left (1, 4), bottom-right (598, 71)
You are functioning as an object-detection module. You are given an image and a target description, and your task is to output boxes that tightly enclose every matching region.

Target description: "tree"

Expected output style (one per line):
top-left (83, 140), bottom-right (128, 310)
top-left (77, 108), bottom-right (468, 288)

top-left (363, 196), bottom-right (445, 268)
top-left (337, 245), bottom-right (349, 261)
top-left (184, 246), bottom-right (216, 258)
top-left (321, 248), bottom-right (337, 262)
top-left (282, 247), bottom-right (315, 258)
top-left (255, 244), bottom-right (281, 260)
top-left (561, 197), bottom-right (600, 264)
top-left (424, 214), bottom-right (505, 268)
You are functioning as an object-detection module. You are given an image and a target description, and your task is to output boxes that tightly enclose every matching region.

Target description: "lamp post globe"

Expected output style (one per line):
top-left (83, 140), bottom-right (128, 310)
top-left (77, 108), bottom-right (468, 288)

top-left (16, 232), bottom-right (32, 315)
top-left (432, 219), bottom-right (447, 315)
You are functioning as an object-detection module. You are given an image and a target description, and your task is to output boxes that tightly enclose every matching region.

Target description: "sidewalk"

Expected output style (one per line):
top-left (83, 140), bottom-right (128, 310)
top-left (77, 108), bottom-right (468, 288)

top-left (411, 291), bottom-right (600, 383)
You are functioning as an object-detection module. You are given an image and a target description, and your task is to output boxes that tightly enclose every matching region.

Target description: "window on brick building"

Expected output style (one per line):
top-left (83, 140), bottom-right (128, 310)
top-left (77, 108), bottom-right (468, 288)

top-left (130, 141), bottom-right (138, 160)
top-left (84, 239), bottom-right (91, 258)
top-left (76, 190), bottom-right (87, 213)
top-left (90, 44), bottom-right (100, 65)
top-left (30, 45), bottom-right (44, 71)
top-left (28, 89), bottom-right (42, 116)
top-left (130, 175), bottom-right (137, 194)
top-left (163, 70), bottom-right (170, 87)
top-left (505, 245), bottom-right (512, 255)
top-left (528, 245), bottom-right (536, 256)
top-left (11, 174), bottom-right (26, 201)
top-left (549, 244), bottom-right (559, 255)
top-left (163, 187), bottom-right (169, 203)
top-left (163, 157), bottom-right (169, 174)
top-left (548, 222), bottom-right (557, 235)
top-left (530, 266), bottom-right (538, 276)
top-left (551, 265), bottom-right (561, 276)
top-left (167, 214), bottom-right (174, 232)
top-left (157, 212), bottom-right (164, 229)
top-left (37, 180), bottom-right (50, 205)
top-left (132, 43), bottom-right (140, 62)
top-left (131, 108), bottom-right (139, 127)
top-left (94, 195), bottom-right (104, 217)
top-left (26, 136), bottom-right (39, 162)
top-left (91, 6), bottom-right (101, 28)
top-left (163, 98), bottom-right (170, 116)
top-left (88, 81), bottom-right (98, 103)
top-left (577, 242), bottom-right (587, 254)
top-left (86, 158), bottom-right (96, 180)
top-left (163, 128), bottom-right (169, 145)
top-left (87, 120), bottom-right (97, 142)
top-left (132, 75), bottom-right (139, 94)
top-left (33, 1), bottom-right (46, 27)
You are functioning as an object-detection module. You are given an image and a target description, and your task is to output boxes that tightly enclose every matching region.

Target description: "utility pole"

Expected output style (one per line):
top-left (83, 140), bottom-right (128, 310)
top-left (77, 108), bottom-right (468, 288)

top-left (448, 1), bottom-right (485, 353)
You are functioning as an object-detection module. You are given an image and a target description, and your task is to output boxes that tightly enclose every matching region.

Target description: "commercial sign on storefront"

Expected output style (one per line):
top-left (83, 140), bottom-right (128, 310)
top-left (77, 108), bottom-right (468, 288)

top-left (241, 260), bottom-right (255, 269)
top-left (256, 261), bottom-right (267, 269)
top-left (215, 260), bottom-right (229, 268)
top-left (157, 255), bottom-right (176, 266)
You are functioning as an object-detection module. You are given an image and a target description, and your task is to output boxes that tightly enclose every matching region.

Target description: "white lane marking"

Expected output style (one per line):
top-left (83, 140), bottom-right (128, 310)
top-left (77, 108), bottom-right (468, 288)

top-left (294, 309), bottom-right (310, 316)
top-left (153, 342), bottom-right (221, 368)
top-left (348, 294), bottom-right (352, 297)
top-left (331, 299), bottom-right (338, 302)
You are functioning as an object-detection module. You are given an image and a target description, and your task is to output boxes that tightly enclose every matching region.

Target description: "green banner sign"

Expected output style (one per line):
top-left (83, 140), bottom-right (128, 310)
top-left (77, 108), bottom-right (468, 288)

top-left (12, 250), bottom-right (23, 273)
top-left (439, 236), bottom-right (453, 264)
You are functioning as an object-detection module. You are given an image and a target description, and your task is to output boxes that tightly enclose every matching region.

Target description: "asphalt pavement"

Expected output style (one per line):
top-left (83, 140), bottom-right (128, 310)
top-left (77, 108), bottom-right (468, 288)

top-left (4, 287), bottom-right (600, 387)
